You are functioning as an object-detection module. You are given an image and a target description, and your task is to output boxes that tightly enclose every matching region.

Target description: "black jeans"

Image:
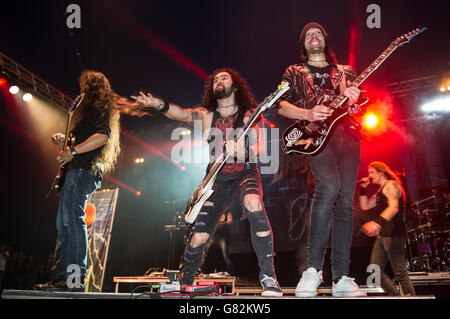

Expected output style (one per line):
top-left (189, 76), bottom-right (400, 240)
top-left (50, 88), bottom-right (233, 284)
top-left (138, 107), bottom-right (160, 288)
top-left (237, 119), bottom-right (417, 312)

top-left (182, 168), bottom-right (275, 285)
top-left (370, 236), bottom-right (416, 295)
top-left (306, 124), bottom-right (360, 281)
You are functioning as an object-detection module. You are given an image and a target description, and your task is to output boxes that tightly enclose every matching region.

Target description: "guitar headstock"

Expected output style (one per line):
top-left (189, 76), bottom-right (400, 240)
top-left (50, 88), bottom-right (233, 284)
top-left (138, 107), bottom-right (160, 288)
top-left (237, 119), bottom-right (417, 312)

top-left (393, 27), bottom-right (427, 47)
top-left (260, 81), bottom-right (290, 112)
top-left (69, 93), bottom-right (85, 112)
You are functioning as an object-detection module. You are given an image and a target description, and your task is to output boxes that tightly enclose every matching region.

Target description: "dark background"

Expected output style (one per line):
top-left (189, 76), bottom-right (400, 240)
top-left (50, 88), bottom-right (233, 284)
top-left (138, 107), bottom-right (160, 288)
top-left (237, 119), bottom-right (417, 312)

top-left (1, 0), bottom-right (449, 289)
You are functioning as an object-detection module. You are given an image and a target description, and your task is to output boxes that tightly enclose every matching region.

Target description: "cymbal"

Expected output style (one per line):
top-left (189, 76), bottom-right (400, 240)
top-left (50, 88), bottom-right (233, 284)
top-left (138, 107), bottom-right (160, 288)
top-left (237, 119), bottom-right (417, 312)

top-left (418, 186), bottom-right (449, 197)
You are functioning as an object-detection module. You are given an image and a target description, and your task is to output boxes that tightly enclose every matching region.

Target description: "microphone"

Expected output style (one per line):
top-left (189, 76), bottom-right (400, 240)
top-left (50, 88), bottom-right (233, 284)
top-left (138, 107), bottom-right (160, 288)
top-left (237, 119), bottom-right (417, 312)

top-left (357, 177), bottom-right (371, 185)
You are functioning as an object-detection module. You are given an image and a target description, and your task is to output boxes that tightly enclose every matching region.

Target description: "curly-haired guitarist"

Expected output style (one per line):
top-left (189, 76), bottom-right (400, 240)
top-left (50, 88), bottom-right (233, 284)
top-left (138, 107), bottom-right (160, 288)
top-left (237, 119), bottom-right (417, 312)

top-left (131, 68), bottom-right (282, 296)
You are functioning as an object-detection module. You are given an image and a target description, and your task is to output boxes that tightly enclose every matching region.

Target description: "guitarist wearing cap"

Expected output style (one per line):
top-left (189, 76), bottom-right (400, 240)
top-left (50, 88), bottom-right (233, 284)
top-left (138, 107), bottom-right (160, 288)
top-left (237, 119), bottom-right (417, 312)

top-left (277, 22), bottom-right (365, 297)
top-left (35, 70), bottom-right (121, 292)
top-left (130, 68), bottom-right (283, 296)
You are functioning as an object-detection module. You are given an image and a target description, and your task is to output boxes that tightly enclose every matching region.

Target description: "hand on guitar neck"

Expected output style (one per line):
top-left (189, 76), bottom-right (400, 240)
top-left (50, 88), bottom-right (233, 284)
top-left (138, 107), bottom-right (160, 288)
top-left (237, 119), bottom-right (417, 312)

top-left (342, 80), bottom-right (362, 106)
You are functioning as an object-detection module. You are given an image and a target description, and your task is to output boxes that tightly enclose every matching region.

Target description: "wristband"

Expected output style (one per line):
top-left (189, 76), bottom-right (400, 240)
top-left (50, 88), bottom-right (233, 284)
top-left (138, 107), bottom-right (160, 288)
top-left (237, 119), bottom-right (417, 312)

top-left (157, 101), bottom-right (170, 113)
top-left (359, 187), bottom-right (367, 196)
top-left (70, 147), bottom-right (78, 156)
top-left (372, 215), bottom-right (388, 227)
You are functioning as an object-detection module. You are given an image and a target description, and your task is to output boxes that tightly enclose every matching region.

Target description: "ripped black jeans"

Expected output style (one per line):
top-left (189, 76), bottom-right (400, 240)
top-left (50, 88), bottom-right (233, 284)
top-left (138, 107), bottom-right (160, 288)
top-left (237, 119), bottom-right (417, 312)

top-left (182, 168), bottom-right (276, 285)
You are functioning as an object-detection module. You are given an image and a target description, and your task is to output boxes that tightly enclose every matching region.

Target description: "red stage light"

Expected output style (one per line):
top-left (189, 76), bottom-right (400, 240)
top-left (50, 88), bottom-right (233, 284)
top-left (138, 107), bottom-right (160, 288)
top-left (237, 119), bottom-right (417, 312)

top-left (136, 191), bottom-right (142, 196)
top-left (0, 78), bottom-right (6, 87)
top-left (365, 114), bottom-right (378, 128)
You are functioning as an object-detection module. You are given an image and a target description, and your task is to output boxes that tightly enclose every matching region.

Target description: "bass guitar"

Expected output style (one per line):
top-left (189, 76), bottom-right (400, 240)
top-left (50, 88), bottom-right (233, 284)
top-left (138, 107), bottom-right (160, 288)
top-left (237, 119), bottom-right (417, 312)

top-left (282, 27), bottom-right (427, 156)
top-left (184, 82), bottom-right (290, 224)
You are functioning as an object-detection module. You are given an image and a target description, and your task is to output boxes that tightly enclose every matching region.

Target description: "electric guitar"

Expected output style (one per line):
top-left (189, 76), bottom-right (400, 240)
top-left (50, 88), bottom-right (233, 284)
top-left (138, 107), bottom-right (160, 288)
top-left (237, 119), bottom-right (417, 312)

top-left (282, 27), bottom-right (427, 156)
top-left (52, 93), bottom-right (85, 192)
top-left (184, 82), bottom-right (290, 224)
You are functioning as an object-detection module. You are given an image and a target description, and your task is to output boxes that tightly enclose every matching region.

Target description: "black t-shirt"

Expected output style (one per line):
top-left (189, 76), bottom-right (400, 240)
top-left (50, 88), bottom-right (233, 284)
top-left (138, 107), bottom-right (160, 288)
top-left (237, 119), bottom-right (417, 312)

top-left (69, 105), bottom-right (111, 170)
top-left (308, 64), bottom-right (337, 104)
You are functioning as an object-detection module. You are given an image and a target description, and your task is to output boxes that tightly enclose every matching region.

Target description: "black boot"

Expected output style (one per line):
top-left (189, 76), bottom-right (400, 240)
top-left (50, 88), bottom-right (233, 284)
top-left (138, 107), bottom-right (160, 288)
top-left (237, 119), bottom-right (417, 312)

top-left (34, 275), bottom-right (85, 292)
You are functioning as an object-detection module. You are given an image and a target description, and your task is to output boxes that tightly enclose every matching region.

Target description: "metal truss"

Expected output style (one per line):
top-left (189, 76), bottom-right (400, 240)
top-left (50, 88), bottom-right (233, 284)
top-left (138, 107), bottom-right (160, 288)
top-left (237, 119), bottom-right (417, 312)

top-left (0, 51), bottom-right (73, 109)
top-left (386, 72), bottom-right (449, 98)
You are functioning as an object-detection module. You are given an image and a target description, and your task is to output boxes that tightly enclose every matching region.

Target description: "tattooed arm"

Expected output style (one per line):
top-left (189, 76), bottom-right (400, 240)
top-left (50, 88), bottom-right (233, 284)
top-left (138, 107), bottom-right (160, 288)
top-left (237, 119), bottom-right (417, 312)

top-left (379, 180), bottom-right (403, 221)
top-left (361, 180), bottom-right (402, 237)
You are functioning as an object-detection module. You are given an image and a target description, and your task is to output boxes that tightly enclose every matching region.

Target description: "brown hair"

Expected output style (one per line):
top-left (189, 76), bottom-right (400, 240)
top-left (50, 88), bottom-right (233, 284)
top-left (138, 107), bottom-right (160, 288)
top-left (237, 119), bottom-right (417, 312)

top-left (369, 161), bottom-right (405, 199)
top-left (201, 68), bottom-right (257, 112)
top-left (298, 22), bottom-right (338, 65)
top-left (76, 70), bottom-right (121, 175)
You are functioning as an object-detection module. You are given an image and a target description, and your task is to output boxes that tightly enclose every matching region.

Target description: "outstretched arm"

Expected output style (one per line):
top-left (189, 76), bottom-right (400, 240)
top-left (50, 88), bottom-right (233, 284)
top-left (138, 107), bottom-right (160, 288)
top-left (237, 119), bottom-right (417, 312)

top-left (130, 91), bottom-right (208, 125)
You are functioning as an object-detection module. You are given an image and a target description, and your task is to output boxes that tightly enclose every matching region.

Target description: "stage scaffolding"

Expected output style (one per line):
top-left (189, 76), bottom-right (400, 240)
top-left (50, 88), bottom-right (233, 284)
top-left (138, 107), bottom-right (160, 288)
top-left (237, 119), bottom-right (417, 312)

top-left (0, 51), bottom-right (73, 109)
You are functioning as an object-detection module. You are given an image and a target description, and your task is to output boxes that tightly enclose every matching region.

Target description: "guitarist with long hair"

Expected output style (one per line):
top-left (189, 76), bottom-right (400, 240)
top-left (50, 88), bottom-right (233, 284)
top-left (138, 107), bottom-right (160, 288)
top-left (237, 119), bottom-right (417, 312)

top-left (277, 22), bottom-right (365, 297)
top-left (130, 68), bottom-right (283, 296)
top-left (35, 70), bottom-right (121, 292)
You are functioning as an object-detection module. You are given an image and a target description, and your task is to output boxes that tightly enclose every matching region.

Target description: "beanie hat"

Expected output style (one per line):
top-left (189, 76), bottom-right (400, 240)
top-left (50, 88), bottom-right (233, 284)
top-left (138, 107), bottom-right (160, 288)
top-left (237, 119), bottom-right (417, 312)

top-left (299, 22), bottom-right (328, 48)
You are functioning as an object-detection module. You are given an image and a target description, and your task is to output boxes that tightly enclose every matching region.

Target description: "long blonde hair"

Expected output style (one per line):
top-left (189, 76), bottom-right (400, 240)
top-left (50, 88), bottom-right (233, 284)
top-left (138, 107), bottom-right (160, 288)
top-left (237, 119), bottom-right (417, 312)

top-left (77, 70), bottom-right (121, 175)
top-left (369, 161), bottom-right (405, 199)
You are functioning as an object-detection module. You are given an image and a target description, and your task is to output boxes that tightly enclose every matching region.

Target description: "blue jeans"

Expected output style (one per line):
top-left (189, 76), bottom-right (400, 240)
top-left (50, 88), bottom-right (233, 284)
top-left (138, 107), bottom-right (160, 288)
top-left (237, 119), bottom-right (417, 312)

top-left (306, 124), bottom-right (361, 281)
top-left (56, 169), bottom-right (101, 277)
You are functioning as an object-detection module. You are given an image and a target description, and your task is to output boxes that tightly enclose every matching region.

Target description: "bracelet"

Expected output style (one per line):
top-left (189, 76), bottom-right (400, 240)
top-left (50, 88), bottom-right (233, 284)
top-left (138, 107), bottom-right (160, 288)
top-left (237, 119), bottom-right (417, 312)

top-left (359, 187), bottom-right (367, 196)
top-left (70, 147), bottom-right (78, 156)
top-left (157, 101), bottom-right (170, 113)
top-left (372, 215), bottom-right (388, 227)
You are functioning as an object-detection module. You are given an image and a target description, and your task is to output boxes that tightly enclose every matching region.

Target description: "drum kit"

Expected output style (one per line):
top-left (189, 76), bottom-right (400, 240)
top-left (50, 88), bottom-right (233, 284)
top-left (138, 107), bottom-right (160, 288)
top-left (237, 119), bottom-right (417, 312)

top-left (405, 186), bottom-right (450, 272)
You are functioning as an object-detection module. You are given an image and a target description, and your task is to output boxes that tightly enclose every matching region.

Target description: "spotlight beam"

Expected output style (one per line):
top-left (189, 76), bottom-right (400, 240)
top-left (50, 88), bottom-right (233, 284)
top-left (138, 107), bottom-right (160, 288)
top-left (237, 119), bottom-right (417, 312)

top-left (121, 128), bottom-right (185, 170)
top-left (101, 0), bottom-right (208, 81)
top-left (0, 116), bottom-right (140, 195)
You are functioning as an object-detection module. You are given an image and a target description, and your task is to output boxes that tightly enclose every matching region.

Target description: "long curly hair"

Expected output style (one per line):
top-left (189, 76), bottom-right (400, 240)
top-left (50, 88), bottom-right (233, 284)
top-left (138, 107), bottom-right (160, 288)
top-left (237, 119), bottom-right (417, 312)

top-left (76, 70), bottom-right (122, 175)
top-left (202, 68), bottom-right (258, 112)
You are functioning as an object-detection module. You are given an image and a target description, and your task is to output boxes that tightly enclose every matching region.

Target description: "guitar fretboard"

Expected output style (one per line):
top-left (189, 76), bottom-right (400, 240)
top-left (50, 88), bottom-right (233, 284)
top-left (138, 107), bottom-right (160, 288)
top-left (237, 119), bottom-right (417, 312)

top-left (329, 43), bottom-right (398, 109)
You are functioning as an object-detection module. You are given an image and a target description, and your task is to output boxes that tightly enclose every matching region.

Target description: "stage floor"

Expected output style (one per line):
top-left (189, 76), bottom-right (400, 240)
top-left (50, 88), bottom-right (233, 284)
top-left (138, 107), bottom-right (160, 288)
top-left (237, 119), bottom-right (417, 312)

top-left (1, 289), bottom-right (436, 300)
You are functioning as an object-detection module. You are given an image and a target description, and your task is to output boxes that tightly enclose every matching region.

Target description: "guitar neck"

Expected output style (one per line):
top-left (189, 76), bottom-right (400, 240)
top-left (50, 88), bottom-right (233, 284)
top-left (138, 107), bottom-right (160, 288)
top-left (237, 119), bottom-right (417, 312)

top-left (330, 43), bottom-right (399, 109)
top-left (352, 43), bottom-right (398, 87)
top-left (62, 111), bottom-right (75, 150)
top-left (202, 105), bottom-right (264, 186)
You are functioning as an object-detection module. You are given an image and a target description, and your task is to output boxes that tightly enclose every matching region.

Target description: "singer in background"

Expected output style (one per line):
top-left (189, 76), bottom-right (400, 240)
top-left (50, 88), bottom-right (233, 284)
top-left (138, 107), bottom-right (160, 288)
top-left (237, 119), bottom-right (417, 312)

top-left (358, 161), bottom-right (415, 296)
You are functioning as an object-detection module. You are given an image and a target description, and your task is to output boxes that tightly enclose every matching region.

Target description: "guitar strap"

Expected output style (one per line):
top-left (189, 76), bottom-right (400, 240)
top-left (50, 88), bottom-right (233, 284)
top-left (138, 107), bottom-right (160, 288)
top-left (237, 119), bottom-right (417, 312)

top-left (337, 64), bottom-right (348, 93)
top-left (233, 106), bottom-right (246, 130)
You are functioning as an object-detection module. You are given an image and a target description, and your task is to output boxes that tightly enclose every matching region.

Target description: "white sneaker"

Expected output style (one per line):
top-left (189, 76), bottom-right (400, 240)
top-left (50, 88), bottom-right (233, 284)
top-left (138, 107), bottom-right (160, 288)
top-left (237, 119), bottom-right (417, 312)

top-left (332, 276), bottom-right (367, 297)
top-left (295, 267), bottom-right (323, 297)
